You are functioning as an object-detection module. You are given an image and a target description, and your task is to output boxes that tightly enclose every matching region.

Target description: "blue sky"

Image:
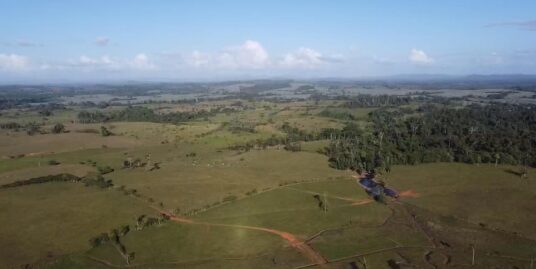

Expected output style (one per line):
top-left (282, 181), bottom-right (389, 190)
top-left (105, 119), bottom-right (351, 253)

top-left (1, 0), bottom-right (535, 82)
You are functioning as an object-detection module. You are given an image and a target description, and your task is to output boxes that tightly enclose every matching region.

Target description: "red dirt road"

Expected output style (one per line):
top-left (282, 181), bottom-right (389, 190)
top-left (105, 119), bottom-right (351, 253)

top-left (154, 207), bottom-right (328, 266)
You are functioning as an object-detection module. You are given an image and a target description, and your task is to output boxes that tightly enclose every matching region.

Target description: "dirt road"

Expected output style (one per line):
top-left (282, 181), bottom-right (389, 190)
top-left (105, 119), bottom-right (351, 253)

top-left (154, 207), bottom-right (328, 266)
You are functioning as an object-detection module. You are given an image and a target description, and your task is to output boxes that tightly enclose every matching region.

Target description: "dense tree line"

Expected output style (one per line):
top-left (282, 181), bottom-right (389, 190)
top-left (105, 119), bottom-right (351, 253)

top-left (228, 123), bottom-right (338, 152)
top-left (81, 175), bottom-right (114, 189)
top-left (318, 109), bottom-right (356, 121)
top-left (326, 103), bottom-right (536, 171)
top-left (77, 106), bottom-right (233, 124)
top-left (1, 122), bottom-right (65, 135)
top-left (343, 94), bottom-right (413, 108)
top-left (0, 174), bottom-right (80, 189)
top-left (239, 81), bottom-right (291, 94)
top-left (0, 122), bottom-right (22, 130)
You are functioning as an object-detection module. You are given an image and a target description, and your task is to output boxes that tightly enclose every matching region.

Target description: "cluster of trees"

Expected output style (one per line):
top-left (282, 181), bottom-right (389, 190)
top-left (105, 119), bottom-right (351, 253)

top-left (77, 106), bottom-right (232, 124)
top-left (280, 122), bottom-right (322, 142)
top-left (295, 85), bottom-right (316, 94)
top-left (81, 175), bottom-right (113, 189)
top-left (77, 111), bottom-right (109, 123)
top-left (0, 92), bottom-right (57, 110)
top-left (100, 126), bottom-right (113, 136)
top-left (228, 135), bottom-right (286, 151)
top-left (239, 81), bottom-right (291, 94)
top-left (343, 94), bottom-right (413, 108)
top-left (0, 174), bottom-right (80, 189)
top-left (122, 156), bottom-right (157, 170)
top-left (135, 214), bottom-right (168, 230)
top-left (1, 121), bottom-right (67, 135)
top-left (318, 109), bottom-right (356, 121)
top-left (51, 123), bottom-right (65, 134)
top-left (0, 122), bottom-right (22, 130)
top-left (89, 225), bottom-right (130, 248)
top-left (89, 225), bottom-right (134, 264)
top-left (227, 118), bottom-right (257, 133)
top-left (228, 123), bottom-right (339, 152)
top-left (326, 103), bottom-right (536, 172)
top-left (25, 122), bottom-right (42, 135)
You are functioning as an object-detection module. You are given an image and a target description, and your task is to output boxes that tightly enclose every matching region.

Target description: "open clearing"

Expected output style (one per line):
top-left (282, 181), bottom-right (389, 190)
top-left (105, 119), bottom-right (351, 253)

top-left (1, 95), bottom-right (535, 269)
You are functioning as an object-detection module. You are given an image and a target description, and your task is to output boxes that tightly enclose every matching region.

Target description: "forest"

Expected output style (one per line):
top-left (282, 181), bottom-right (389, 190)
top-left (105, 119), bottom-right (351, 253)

top-left (326, 103), bottom-right (536, 172)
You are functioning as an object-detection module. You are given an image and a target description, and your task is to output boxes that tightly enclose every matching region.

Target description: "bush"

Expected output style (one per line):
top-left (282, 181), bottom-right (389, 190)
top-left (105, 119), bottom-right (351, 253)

top-left (100, 126), bottom-right (113, 136)
top-left (97, 165), bottom-right (114, 175)
top-left (89, 233), bottom-right (110, 248)
top-left (51, 123), bottom-right (65, 134)
top-left (82, 175), bottom-right (113, 189)
top-left (25, 122), bottom-right (41, 135)
top-left (47, 159), bottom-right (60, 165)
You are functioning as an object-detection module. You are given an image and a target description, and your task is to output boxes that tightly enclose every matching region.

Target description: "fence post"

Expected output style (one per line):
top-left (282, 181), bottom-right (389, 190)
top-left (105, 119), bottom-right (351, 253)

top-left (471, 245), bottom-right (475, 266)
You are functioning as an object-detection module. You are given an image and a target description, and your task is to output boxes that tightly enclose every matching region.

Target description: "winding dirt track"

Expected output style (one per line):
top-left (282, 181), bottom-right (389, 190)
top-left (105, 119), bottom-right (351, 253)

top-left (146, 187), bottom-right (420, 267)
top-left (153, 207), bottom-right (328, 266)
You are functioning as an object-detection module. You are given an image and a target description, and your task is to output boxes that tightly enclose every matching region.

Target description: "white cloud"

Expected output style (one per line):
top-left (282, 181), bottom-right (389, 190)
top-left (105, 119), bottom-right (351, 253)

top-left (281, 47), bottom-right (326, 68)
top-left (129, 53), bottom-right (156, 70)
top-left (409, 49), bottom-right (434, 64)
top-left (189, 50), bottom-right (211, 67)
top-left (77, 55), bottom-right (115, 67)
top-left (181, 42), bottom-right (343, 71)
top-left (0, 54), bottom-right (30, 71)
top-left (95, 36), bottom-right (110, 46)
top-left (184, 40), bottom-right (270, 69)
top-left (217, 40), bottom-right (270, 69)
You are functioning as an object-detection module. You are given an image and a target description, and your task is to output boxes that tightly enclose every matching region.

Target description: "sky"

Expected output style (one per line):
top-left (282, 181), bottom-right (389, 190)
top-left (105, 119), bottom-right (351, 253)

top-left (0, 0), bottom-right (535, 83)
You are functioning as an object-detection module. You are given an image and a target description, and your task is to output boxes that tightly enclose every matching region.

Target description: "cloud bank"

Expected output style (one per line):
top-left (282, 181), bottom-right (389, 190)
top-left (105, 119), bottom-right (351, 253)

top-left (409, 49), bottom-right (434, 64)
top-left (0, 54), bottom-right (30, 71)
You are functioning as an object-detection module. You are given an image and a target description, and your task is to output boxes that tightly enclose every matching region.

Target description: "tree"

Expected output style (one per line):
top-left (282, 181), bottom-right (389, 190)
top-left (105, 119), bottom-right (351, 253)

top-left (100, 126), bottom-right (113, 136)
top-left (26, 122), bottom-right (41, 135)
top-left (51, 123), bottom-right (65, 134)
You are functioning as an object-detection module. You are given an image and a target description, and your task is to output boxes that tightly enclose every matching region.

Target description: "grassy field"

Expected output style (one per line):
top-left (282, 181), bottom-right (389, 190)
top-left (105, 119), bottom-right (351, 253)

top-left (0, 131), bottom-right (140, 157)
top-left (386, 163), bottom-right (536, 239)
top-left (108, 149), bottom-right (348, 211)
top-left (0, 182), bottom-right (153, 268)
top-left (33, 162), bottom-right (536, 269)
top-left (1, 100), bottom-right (535, 269)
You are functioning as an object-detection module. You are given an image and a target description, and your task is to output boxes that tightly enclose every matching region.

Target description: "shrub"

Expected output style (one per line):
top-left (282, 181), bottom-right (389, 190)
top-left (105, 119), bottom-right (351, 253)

top-left (89, 233), bottom-right (110, 248)
top-left (47, 159), bottom-right (60, 165)
top-left (26, 122), bottom-right (41, 135)
top-left (100, 126), bottom-right (113, 136)
top-left (51, 123), bottom-right (65, 134)
top-left (82, 175), bottom-right (113, 189)
top-left (97, 165), bottom-right (114, 175)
